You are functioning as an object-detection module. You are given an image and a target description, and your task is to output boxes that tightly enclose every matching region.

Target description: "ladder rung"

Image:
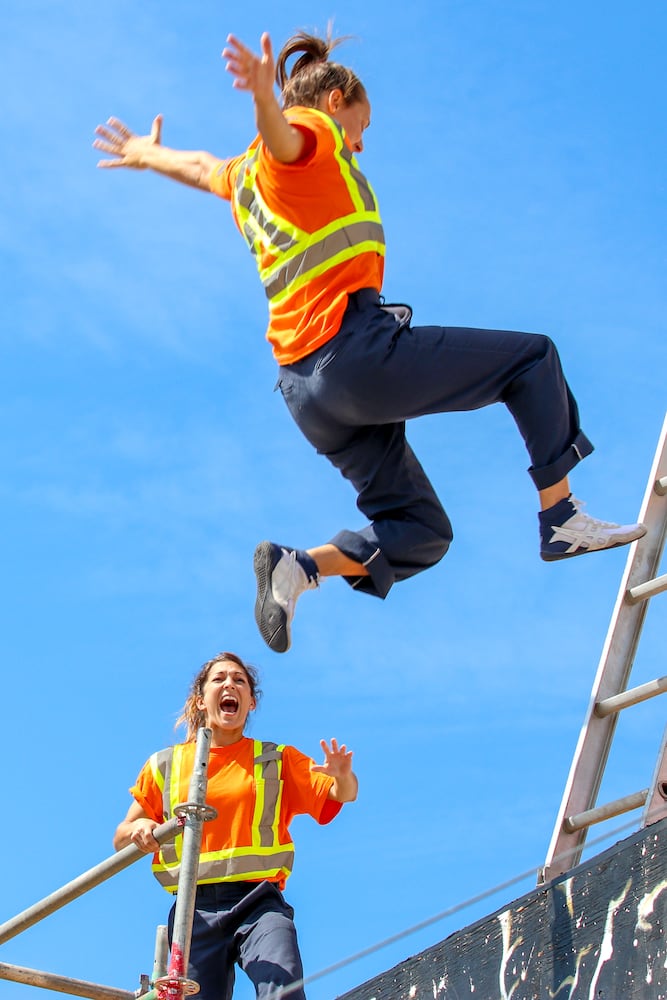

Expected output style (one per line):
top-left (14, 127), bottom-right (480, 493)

top-left (626, 572), bottom-right (667, 604)
top-left (563, 789), bottom-right (648, 833)
top-left (656, 475), bottom-right (667, 497)
top-left (595, 675), bottom-right (667, 718)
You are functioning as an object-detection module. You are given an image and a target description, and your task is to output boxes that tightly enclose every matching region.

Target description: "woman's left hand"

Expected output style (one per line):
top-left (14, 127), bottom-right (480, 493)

top-left (313, 738), bottom-right (353, 777)
top-left (313, 739), bottom-right (358, 802)
top-left (223, 32), bottom-right (276, 104)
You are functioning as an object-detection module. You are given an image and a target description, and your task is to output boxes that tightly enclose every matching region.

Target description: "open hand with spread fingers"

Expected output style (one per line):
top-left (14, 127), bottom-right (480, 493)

top-left (94, 115), bottom-right (164, 170)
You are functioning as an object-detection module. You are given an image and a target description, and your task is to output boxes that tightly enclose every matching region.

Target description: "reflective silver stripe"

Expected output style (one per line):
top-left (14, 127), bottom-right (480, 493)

top-left (154, 748), bottom-right (178, 868)
top-left (237, 184), bottom-right (298, 254)
top-left (337, 139), bottom-right (377, 213)
top-left (152, 849), bottom-right (295, 891)
top-left (154, 749), bottom-right (171, 819)
top-left (263, 219), bottom-right (385, 299)
top-left (232, 112), bottom-right (384, 297)
top-left (254, 743), bottom-right (283, 849)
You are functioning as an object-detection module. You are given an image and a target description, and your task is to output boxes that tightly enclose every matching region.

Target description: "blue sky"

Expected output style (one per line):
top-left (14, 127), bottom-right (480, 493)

top-left (1, 1), bottom-right (665, 998)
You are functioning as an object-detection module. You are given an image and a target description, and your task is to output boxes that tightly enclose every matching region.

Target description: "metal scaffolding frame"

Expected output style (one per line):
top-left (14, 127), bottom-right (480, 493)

top-left (0, 728), bottom-right (215, 1000)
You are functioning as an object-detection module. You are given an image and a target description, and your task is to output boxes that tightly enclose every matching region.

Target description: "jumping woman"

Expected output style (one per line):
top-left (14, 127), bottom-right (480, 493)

top-left (94, 30), bottom-right (645, 653)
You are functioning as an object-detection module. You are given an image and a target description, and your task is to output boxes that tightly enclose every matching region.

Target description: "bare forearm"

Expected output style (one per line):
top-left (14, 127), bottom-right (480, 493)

top-left (254, 94), bottom-right (306, 164)
top-left (94, 116), bottom-right (219, 191)
top-left (329, 772), bottom-right (359, 803)
top-left (223, 32), bottom-right (305, 164)
top-left (113, 820), bottom-right (136, 851)
top-left (113, 803), bottom-right (160, 853)
top-left (134, 145), bottom-right (219, 191)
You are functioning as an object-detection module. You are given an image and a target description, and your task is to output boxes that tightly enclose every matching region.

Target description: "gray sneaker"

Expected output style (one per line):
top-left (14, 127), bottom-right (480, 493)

top-left (253, 542), bottom-right (318, 652)
top-left (540, 496), bottom-right (647, 562)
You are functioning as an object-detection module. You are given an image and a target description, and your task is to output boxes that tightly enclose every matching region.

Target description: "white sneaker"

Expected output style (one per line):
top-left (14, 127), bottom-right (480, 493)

top-left (253, 542), bottom-right (318, 652)
top-left (540, 496), bottom-right (647, 562)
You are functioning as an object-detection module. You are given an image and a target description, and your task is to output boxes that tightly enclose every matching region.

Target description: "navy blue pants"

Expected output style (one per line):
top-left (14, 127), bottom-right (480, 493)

top-left (276, 288), bottom-right (593, 598)
top-left (168, 881), bottom-right (305, 1000)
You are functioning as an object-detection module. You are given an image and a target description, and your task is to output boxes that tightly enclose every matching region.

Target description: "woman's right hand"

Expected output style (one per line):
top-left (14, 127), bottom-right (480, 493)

top-left (128, 817), bottom-right (161, 854)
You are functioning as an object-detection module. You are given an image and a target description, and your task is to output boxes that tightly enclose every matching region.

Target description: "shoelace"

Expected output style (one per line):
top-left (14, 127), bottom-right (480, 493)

top-left (283, 549), bottom-right (302, 597)
top-left (569, 497), bottom-right (622, 529)
top-left (277, 549), bottom-right (317, 602)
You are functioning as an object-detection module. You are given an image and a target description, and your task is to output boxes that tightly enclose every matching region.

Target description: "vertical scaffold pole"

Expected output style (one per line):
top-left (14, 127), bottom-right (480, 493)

top-left (156, 727), bottom-right (217, 1000)
top-left (152, 925), bottom-right (169, 984)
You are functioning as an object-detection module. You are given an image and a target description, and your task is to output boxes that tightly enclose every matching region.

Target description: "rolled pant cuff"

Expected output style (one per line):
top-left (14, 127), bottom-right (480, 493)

top-left (329, 530), bottom-right (393, 599)
top-left (528, 430), bottom-right (595, 490)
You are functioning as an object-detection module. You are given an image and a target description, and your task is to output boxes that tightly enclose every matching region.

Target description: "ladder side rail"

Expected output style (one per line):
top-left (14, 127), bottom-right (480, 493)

top-left (641, 723), bottom-right (667, 828)
top-left (540, 413), bottom-right (667, 883)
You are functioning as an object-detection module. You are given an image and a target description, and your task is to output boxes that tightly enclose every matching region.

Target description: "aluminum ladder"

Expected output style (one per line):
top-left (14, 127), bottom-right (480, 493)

top-left (539, 411), bottom-right (667, 884)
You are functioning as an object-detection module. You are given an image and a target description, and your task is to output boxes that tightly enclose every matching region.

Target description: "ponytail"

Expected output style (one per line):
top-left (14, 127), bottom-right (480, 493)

top-left (275, 29), bottom-right (366, 110)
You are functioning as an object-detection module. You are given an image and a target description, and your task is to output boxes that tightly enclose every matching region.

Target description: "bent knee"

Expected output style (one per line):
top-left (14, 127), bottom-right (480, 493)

top-left (429, 534), bottom-right (452, 566)
top-left (527, 331), bottom-right (559, 361)
top-left (423, 514), bottom-right (453, 567)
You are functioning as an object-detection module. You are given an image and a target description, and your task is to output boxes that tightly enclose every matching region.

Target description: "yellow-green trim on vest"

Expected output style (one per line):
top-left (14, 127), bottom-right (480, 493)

top-left (150, 741), bottom-right (294, 893)
top-left (232, 109), bottom-right (385, 303)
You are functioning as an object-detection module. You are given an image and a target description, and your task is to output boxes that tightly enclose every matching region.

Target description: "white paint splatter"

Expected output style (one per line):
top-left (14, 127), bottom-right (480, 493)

top-left (587, 878), bottom-right (632, 999)
top-left (636, 878), bottom-right (667, 933)
top-left (498, 911), bottom-right (523, 999)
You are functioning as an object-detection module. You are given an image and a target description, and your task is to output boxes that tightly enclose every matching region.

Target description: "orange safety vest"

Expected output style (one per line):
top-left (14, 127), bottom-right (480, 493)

top-left (232, 109), bottom-right (384, 301)
top-left (229, 107), bottom-right (385, 362)
top-left (149, 740), bottom-right (294, 892)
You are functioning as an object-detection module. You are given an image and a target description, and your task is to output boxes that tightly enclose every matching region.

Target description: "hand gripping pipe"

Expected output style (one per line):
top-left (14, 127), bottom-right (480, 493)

top-left (155, 726), bottom-right (217, 1000)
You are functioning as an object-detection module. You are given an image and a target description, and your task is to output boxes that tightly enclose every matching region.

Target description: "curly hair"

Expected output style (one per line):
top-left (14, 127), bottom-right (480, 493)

top-left (176, 652), bottom-right (262, 742)
top-left (276, 29), bottom-right (367, 110)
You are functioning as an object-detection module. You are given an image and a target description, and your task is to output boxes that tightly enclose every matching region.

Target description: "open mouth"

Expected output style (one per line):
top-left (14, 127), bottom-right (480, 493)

top-left (220, 696), bottom-right (239, 714)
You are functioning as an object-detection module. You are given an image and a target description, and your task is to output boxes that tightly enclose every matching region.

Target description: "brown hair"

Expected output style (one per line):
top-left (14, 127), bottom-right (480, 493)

top-left (176, 652), bottom-right (262, 742)
top-left (276, 29), bottom-right (367, 110)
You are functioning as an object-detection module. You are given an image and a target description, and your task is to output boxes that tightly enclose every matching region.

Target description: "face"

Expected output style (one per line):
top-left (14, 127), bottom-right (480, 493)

top-left (197, 662), bottom-right (256, 743)
top-left (321, 91), bottom-right (371, 153)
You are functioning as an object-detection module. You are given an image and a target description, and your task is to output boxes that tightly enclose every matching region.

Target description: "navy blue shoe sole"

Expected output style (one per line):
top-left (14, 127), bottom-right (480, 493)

top-left (541, 538), bottom-right (634, 562)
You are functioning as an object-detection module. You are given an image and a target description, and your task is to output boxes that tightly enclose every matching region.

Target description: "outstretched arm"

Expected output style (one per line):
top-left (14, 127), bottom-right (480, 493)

top-left (94, 115), bottom-right (220, 191)
top-left (222, 33), bottom-right (309, 164)
top-left (312, 738), bottom-right (359, 803)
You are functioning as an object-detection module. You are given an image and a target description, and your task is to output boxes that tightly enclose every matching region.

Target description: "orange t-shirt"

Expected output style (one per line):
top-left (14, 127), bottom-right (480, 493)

top-left (131, 738), bottom-right (341, 888)
top-left (210, 106), bottom-right (385, 365)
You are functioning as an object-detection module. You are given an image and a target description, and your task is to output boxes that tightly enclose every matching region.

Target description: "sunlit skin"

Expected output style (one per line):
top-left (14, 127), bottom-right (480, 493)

top-left (197, 663), bottom-right (257, 747)
top-left (319, 91), bottom-right (371, 153)
top-left (112, 662), bottom-right (358, 855)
